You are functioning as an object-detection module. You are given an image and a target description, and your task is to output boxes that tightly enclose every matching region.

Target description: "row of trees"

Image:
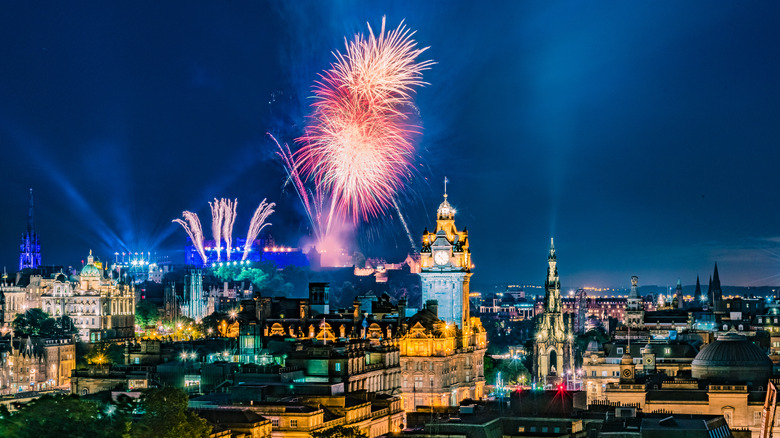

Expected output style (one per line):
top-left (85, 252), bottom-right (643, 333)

top-left (0, 387), bottom-right (210, 438)
top-left (12, 308), bottom-right (77, 338)
top-left (0, 387), bottom-right (369, 438)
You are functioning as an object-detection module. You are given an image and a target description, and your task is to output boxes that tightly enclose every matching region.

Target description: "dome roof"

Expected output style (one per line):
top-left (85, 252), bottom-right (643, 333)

top-left (691, 331), bottom-right (772, 384)
top-left (80, 263), bottom-right (100, 277)
top-left (437, 194), bottom-right (455, 219)
top-left (586, 340), bottom-right (601, 352)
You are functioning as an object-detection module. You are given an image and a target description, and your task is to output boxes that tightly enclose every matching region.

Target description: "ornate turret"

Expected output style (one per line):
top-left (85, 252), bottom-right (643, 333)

top-left (626, 276), bottom-right (644, 328)
top-left (674, 278), bottom-right (684, 309)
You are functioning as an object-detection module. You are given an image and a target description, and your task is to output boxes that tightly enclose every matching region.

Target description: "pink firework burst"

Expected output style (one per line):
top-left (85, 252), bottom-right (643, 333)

top-left (296, 17), bottom-right (433, 231)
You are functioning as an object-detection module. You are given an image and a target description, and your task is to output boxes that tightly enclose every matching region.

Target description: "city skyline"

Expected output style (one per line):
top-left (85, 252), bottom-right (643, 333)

top-left (2, 2), bottom-right (780, 287)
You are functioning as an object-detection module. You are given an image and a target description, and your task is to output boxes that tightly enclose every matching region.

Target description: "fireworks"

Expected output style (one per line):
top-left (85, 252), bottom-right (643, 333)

top-left (296, 17), bottom-right (433, 230)
top-left (221, 198), bottom-right (237, 261)
top-left (175, 198), bottom-right (275, 264)
top-left (243, 199), bottom-right (276, 261)
top-left (172, 212), bottom-right (207, 264)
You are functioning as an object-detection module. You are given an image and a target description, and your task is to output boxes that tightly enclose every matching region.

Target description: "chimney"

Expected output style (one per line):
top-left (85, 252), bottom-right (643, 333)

top-left (398, 298), bottom-right (407, 327)
top-left (426, 300), bottom-right (439, 317)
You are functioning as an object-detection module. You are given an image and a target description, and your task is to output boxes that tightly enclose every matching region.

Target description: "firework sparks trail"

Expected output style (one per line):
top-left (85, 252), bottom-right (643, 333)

top-left (392, 198), bottom-right (416, 249)
top-left (243, 199), bottom-right (276, 261)
top-left (273, 134), bottom-right (326, 242)
top-left (209, 199), bottom-right (224, 261)
top-left (221, 198), bottom-right (238, 261)
top-left (173, 212), bottom-right (207, 264)
top-left (296, 16), bottom-right (433, 231)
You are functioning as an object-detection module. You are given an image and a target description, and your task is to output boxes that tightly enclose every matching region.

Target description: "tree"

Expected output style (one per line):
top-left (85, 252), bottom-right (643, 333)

top-left (200, 311), bottom-right (228, 336)
top-left (81, 342), bottom-right (125, 367)
top-left (0, 394), bottom-right (130, 438)
top-left (132, 387), bottom-right (211, 438)
top-left (484, 356), bottom-right (531, 386)
top-left (281, 264), bottom-right (309, 296)
top-left (12, 308), bottom-right (49, 336)
top-left (311, 425), bottom-right (369, 438)
top-left (212, 262), bottom-right (292, 297)
top-left (13, 309), bottom-right (76, 338)
top-left (135, 299), bottom-right (160, 327)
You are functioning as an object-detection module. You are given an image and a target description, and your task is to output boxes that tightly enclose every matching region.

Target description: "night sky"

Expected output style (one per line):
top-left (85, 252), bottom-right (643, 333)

top-left (1, 2), bottom-right (779, 288)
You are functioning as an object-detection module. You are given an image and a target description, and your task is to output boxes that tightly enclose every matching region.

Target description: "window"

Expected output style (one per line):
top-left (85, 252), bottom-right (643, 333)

top-left (290, 420), bottom-right (298, 428)
top-left (616, 347), bottom-right (623, 355)
top-left (592, 371), bottom-right (596, 377)
top-left (755, 411), bottom-right (763, 426)
top-left (271, 419), bottom-right (279, 427)
top-left (134, 357), bottom-right (139, 365)
top-left (602, 371), bottom-right (608, 377)
top-left (415, 376), bottom-right (423, 388)
top-left (429, 362), bottom-right (434, 371)
top-left (403, 377), bottom-right (408, 388)
top-left (335, 363), bottom-right (341, 372)
top-left (429, 376), bottom-right (434, 387)
top-left (664, 348), bottom-right (671, 355)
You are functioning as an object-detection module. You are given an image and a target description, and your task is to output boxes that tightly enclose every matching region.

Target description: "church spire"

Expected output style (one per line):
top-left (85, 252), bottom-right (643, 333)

top-left (19, 188), bottom-right (41, 271)
top-left (27, 188), bottom-right (34, 234)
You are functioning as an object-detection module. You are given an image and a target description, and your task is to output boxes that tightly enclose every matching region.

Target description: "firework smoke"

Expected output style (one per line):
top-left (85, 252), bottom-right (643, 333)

top-left (243, 199), bottom-right (276, 261)
top-left (172, 211), bottom-right (207, 264)
top-left (221, 198), bottom-right (238, 260)
top-left (296, 16), bottom-right (433, 230)
top-left (209, 199), bottom-right (224, 261)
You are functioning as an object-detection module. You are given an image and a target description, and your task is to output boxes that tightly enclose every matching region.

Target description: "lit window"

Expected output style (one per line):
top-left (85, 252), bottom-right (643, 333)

top-left (335, 363), bottom-right (341, 372)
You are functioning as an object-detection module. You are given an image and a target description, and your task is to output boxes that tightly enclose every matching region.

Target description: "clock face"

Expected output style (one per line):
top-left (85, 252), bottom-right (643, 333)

top-left (645, 357), bottom-right (653, 365)
top-left (622, 369), bottom-right (632, 377)
top-left (434, 251), bottom-right (449, 266)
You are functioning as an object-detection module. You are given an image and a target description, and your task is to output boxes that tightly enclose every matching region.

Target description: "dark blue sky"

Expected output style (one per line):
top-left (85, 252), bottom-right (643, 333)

top-left (1, 2), bottom-right (779, 287)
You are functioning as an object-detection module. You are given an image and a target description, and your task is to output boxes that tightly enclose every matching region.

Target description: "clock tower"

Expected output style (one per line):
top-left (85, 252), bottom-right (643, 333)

top-left (419, 191), bottom-right (472, 330)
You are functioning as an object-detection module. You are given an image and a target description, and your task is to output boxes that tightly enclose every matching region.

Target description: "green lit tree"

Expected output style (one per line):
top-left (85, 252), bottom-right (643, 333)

top-left (132, 387), bottom-right (211, 438)
top-left (12, 308), bottom-right (49, 336)
top-left (135, 299), bottom-right (160, 327)
top-left (0, 394), bottom-right (130, 438)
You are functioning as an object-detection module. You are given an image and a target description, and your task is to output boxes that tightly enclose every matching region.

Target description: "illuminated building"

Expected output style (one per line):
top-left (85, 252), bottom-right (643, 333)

top-left (399, 191), bottom-right (486, 410)
top-left (626, 276), bottom-right (645, 328)
top-left (603, 333), bottom-right (777, 436)
top-left (186, 236), bottom-right (313, 270)
top-left (182, 268), bottom-right (205, 321)
top-left (110, 251), bottom-right (172, 284)
top-left (533, 239), bottom-right (574, 386)
top-left (19, 188), bottom-right (41, 271)
top-left (0, 336), bottom-right (75, 393)
top-left (582, 340), bottom-right (698, 403)
top-left (40, 251), bottom-right (135, 342)
top-left (419, 191), bottom-right (471, 329)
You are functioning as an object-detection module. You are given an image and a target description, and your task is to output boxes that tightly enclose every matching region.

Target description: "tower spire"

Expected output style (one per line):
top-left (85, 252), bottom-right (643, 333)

top-left (27, 188), bottom-right (34, 234)
top-left (19, 188), bottom-right (41, 271)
